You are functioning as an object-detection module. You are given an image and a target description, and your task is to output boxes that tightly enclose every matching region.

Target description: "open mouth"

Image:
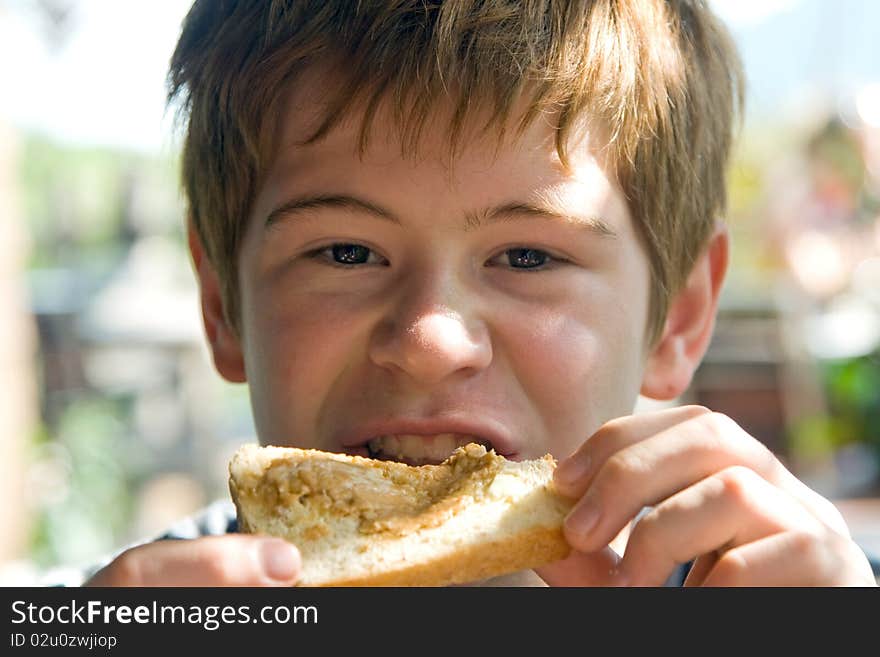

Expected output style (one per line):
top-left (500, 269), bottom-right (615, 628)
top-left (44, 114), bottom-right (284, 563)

top-left (366, 433), bottom-right (494, 466)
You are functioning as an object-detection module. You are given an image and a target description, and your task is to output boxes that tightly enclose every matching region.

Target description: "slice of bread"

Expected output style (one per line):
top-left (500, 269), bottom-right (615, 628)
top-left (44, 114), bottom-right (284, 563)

top-left (229, 442), bottom-right (574, 586)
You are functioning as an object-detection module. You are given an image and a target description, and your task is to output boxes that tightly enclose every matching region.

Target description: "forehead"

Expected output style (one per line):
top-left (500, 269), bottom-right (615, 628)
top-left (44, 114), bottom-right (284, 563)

top-left (250, 66), bottom-right (636, 249)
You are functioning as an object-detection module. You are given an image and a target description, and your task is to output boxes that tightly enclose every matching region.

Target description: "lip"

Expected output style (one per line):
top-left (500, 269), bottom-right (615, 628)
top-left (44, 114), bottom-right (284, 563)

top-left (338, 415), bottom-right (518, 459)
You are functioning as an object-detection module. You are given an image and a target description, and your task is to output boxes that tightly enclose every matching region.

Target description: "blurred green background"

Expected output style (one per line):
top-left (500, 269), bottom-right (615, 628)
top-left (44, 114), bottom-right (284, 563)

top-left (1, 0), bottom-right (879, 583)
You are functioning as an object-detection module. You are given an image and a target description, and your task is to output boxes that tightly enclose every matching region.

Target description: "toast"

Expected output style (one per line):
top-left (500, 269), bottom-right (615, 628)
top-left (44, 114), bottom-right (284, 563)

top-left (228, 442), bottom-right (573, 586)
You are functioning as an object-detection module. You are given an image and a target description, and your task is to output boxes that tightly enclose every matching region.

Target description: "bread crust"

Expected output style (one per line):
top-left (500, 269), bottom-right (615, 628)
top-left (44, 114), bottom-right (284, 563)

top-left (313, 525), bottom-right (570, 586)
top-left (229, 443), bottom-right (573, 586)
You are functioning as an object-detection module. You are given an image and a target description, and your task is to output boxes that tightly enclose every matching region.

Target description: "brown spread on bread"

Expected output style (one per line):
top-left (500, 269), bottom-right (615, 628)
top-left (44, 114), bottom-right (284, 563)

top-left (250, 443), bottom-right (504, 536)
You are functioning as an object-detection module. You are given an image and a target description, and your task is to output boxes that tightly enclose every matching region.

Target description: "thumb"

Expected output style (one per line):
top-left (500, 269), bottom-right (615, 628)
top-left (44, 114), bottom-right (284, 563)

top-left (535, 545), bottom-right (625, 587)
top-left (85, 535), bottom-right (302, 587)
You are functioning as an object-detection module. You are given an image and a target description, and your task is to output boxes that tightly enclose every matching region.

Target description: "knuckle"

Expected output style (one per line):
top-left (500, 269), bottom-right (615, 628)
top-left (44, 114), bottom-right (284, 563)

top-left (787, 530), bottom-right (823, 558)
top-left (787, 531), bottom-right (834, 581)
top-left (106, 548), bottom-right (145, 586)
top-left (696, 411), bottom-right (737, 444)
top-left (680, 404), bottom-right (712, 419)
top-left (592, 416), bottom-right (628, 450)
top-left (786, 530), bottom-right (874, 585)
top-left (716, 465), bottom-right (763, 507)
top-left (629, 506), bottom-right (695, 567)
top-left (688, 410), bottom-right (775, 470)
top-left (813, 497), bottom-right (850, 537)
top-left (599, 451), bottom-right (643, 490)
top-left (711, 550), bottom-right (751, 586)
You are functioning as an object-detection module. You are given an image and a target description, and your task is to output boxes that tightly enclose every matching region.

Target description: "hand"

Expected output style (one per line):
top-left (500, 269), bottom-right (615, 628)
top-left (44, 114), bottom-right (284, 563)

top-left (84, 535), bottom-right (301, 586)
top-left (537, 405), bottom-right (877, 587)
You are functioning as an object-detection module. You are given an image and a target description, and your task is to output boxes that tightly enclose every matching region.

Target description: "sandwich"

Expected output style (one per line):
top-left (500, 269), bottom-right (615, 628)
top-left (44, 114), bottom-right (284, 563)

top-left (228, 442), bottom-right (574, 586)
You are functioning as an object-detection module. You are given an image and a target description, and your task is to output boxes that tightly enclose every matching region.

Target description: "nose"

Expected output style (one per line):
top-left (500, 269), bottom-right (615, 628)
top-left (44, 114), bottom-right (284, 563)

top-left (368, 302), bottom-right (493, 386)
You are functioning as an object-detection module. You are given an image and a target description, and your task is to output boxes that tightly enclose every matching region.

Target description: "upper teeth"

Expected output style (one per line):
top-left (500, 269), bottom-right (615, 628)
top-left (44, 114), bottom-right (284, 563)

top-left (367, 433), bottom-right (490, 464)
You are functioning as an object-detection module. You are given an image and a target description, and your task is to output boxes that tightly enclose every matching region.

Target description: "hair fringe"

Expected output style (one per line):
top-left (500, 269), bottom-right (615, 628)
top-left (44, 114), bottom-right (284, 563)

top-left (168, 0), bottom-right (743, 342)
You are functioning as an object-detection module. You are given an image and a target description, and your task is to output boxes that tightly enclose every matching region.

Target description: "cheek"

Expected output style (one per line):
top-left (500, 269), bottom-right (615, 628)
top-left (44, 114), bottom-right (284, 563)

top-left (508, 302), bottom-right (646, 433)
top-left (240, 291), bottom-right (363, 432)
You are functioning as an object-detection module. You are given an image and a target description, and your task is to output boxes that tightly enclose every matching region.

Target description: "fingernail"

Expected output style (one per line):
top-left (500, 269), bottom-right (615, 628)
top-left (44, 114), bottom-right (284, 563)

top-left (258, 539), bottom-right (300, 581)
top-left (565, 497), bottom-right (600, 542)
top-left (555, 453), bottom-right (591, 487)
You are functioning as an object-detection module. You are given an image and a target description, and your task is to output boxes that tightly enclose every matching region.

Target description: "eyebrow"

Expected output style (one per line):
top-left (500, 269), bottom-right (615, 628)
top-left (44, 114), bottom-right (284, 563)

top-left (266, 194), bottom-right (400, 227)
top-left (465, 201), bottom-right (617, 237)
top-left (265, 193), bottom-right (617, 237)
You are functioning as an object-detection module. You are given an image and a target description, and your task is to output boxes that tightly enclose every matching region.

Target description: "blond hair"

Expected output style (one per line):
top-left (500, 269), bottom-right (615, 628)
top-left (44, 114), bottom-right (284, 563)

top-left (168, 0), bottom-right (743, 343)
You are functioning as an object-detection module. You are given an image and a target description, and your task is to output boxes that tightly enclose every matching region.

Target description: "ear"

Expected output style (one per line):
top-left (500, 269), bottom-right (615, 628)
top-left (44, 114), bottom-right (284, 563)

top-left (188, 223), bottom-right (247, 383)
top-left (640, 224), bottom-right (729, 400)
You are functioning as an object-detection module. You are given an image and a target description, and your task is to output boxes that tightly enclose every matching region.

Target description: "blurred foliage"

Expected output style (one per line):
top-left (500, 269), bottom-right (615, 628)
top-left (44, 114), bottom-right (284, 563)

top-left (787, 415), bottom-right (840, 462)
top-left (822, 353), bottom-right (880, 454)
top-left (19, 133), bottom-right (183, 270)
top-left (787, 352), bottom-right (880, 495)
top-left (723, 110), bottom-right (880, 494)
top-left (28, 397), bottom-right (138, 568)
top-left (19, 132), bottom-right (189, 567)
top-left (724, 121), bottom-right (797, 286)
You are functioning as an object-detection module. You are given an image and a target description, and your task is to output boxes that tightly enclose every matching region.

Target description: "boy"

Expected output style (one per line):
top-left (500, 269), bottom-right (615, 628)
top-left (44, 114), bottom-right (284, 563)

top-left (87, 0), bottom-right (875, 586)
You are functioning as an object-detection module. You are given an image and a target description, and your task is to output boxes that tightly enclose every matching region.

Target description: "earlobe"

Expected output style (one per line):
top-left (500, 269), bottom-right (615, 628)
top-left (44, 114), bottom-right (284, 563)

top-left (188, 224), bottom-right (247, 383)
top-left (640, 225), bottom-right (729, 401)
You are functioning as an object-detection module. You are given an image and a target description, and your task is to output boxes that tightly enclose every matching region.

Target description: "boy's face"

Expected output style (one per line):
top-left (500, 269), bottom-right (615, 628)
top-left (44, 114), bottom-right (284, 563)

top-left (226, 75), bottom-right (662, 463)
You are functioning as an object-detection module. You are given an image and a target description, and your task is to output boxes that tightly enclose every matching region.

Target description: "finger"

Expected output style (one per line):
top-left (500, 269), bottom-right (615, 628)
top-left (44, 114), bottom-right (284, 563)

top-left (618, 465), bottom-right (821, 587)
top-left (683, 553), bottom-right (718, 587)
top-left (85, 535), bottom-right (301, 587)
top-left (534, 545), bottom-right (625, 587)
top-left (554, 405), bottom-right (711, 498)
top-left (562, 411), bottom-right (815, 553)
top-left (702, 531), bottom-right (877, 587)
top-left (561, 409), bottom-right (850, 540)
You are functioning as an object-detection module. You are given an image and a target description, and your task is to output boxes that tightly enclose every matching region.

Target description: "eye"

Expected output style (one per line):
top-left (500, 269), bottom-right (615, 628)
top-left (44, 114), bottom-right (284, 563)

top-left (310, 243), bottom-right (387, 267)
top-left (489, 247), bottom-right (559, 270)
